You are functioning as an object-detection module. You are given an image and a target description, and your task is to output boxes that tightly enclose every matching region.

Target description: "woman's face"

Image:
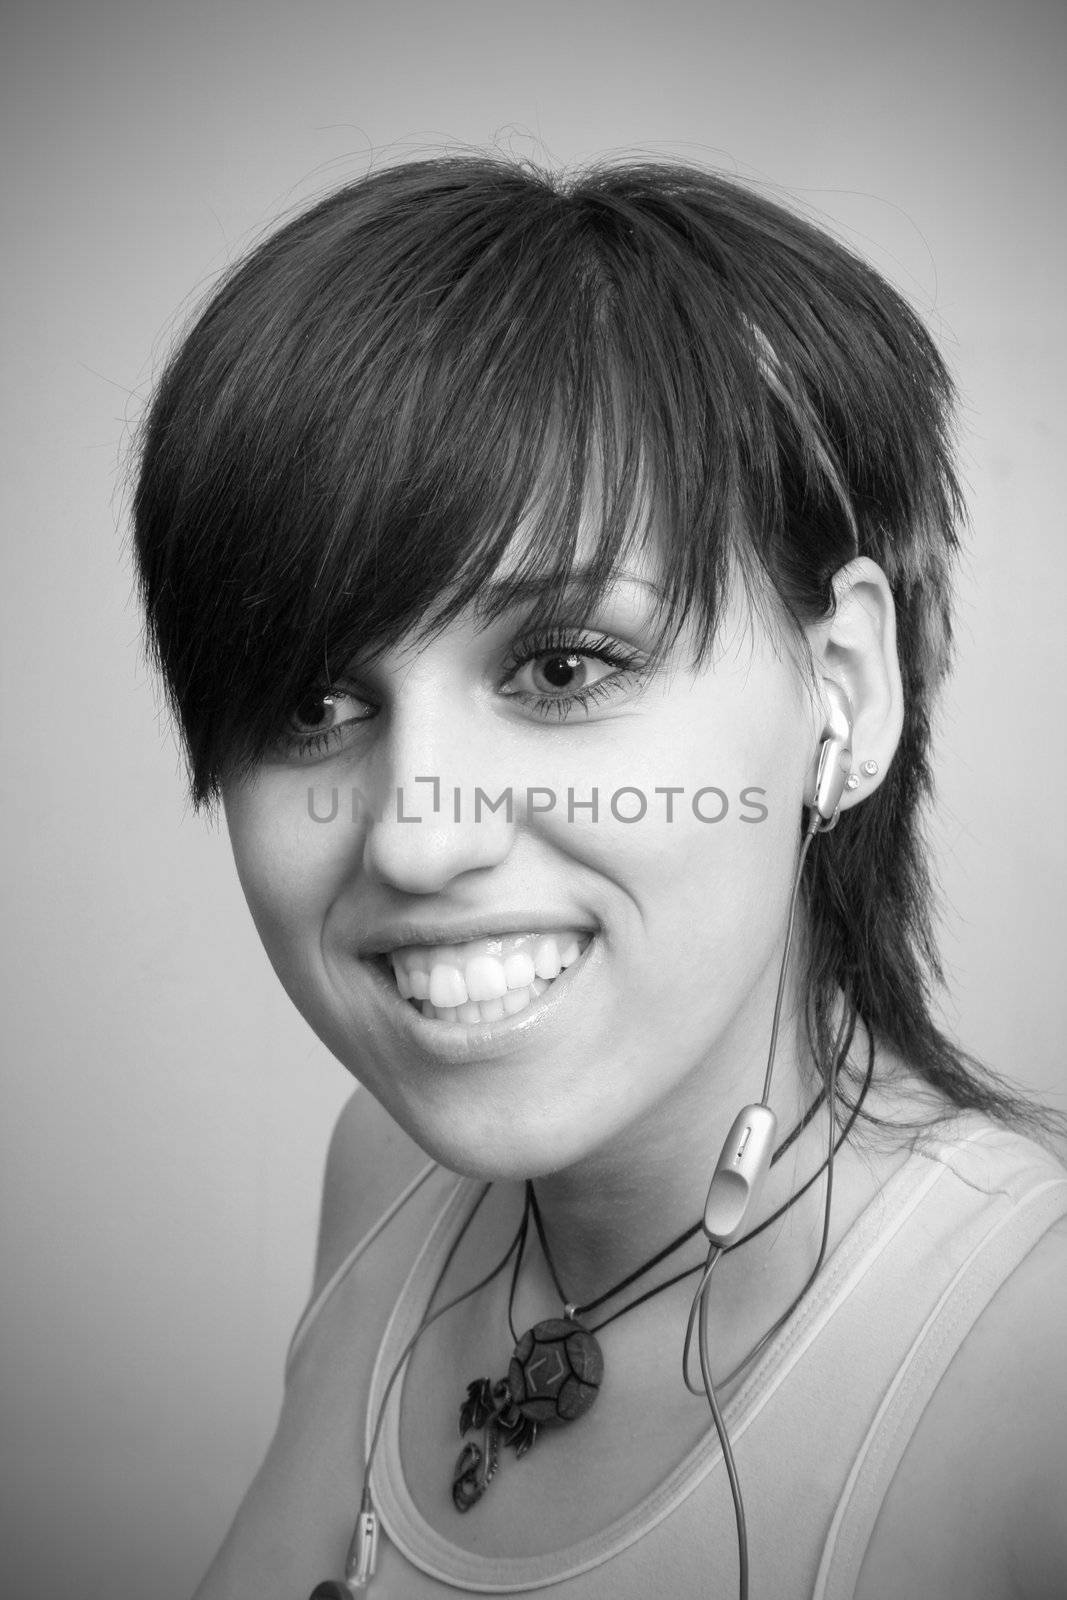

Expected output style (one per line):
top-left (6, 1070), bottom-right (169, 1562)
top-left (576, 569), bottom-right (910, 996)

top-left (223, 539), bottom-right (822, 1180)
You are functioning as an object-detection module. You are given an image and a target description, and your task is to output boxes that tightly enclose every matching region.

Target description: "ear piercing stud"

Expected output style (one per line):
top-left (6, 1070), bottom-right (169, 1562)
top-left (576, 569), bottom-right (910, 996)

top-left (846, 758), bottom-right (880, 791)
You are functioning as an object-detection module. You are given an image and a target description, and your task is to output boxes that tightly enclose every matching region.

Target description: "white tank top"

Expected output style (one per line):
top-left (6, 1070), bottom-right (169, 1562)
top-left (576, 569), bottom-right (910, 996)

top-left (285, 1116), bottom-right (1067, 1597)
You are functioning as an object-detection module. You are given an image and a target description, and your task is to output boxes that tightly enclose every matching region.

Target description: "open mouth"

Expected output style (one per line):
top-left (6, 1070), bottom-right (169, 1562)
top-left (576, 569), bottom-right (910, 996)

top-left (380, 929), bottom-right (593, 1025)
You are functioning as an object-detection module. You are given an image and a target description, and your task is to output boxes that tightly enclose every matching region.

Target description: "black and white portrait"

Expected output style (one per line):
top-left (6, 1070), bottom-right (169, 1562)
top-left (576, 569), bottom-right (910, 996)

top-left (3, 4), bottom-right (1065, 1597)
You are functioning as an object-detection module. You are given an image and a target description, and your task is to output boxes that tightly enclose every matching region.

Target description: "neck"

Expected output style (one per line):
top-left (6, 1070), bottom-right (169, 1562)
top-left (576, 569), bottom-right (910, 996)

top-left (524, 1004), bottom-right (857, 1318)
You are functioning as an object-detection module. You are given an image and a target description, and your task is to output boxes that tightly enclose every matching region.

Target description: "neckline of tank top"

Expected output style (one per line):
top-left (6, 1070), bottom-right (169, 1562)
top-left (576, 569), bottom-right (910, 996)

top-left (366, 1119), bottom-right (1000, 1592)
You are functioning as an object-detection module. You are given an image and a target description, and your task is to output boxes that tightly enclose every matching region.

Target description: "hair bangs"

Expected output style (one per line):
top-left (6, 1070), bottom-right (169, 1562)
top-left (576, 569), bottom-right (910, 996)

top-left (136, 167), bottom-right (771, 805)
top-left (135, 154), bottom-right (949, 813)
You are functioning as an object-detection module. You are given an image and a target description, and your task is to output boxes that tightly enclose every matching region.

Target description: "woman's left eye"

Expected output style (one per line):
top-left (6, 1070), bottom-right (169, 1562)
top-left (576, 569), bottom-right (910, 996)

top-left (501, 630), bottom-right (647, 720)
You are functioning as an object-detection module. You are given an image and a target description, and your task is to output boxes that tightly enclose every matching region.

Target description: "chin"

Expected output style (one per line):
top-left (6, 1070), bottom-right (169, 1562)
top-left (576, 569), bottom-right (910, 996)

top-left (381, 1085), bottom-right (627, 1184)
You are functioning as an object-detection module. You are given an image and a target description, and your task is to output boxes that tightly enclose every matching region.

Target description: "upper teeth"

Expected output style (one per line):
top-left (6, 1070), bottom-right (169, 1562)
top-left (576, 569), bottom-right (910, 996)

top-left (388, 930), bottom-right (589, 1008)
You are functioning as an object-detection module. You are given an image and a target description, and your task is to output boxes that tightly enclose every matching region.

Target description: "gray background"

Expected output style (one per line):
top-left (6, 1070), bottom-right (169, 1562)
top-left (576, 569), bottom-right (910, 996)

top-left (2, 1), bottom-right (1064, 1595)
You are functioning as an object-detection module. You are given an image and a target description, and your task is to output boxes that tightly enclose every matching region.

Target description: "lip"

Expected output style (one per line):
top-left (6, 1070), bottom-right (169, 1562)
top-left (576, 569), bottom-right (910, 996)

top-left (359, 933), bottom-right (599, 1063)
top-left (358, 915), bottom-right (598, 958)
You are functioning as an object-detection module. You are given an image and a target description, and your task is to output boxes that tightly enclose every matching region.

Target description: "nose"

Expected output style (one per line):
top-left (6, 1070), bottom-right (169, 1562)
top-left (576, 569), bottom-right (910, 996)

top-left (359, 712), bottom-right (517, 896)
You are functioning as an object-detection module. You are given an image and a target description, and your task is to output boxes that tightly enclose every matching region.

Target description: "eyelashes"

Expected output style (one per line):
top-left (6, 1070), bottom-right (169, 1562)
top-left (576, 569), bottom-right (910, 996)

top-left (273, 687), bottom-right (374, 760)
top-left (499, 625), bottom-right (647, 720)
top-left (272, 626), bottom-right (649, 762)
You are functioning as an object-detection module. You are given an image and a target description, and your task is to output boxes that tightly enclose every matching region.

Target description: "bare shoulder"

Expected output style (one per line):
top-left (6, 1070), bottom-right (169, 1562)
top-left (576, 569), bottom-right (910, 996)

top-left (190, 1095), bottom-right (431, 1600)
top-left (857, 1213), bottom-right (1067, 1599)
top-left (310, 1086), bottom-right (432, 1303)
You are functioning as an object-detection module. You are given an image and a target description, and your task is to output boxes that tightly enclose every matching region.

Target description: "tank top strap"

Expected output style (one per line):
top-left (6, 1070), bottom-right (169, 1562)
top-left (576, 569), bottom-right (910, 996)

top-left (285, 1159), bottom-right (441, 1379)
top-left (813, 1128), bottom-right (1067, 1598)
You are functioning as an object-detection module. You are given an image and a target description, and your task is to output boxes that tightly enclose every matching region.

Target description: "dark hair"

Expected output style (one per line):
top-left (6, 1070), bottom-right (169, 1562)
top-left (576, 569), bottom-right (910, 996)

top-left (132, 154), bottom-right (1044, 1133)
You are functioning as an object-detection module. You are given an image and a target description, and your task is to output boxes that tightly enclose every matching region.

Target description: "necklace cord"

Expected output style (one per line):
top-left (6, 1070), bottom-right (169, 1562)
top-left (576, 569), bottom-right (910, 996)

top-left (769, 1079), bottom-right (828, 1163)
top-left (526, 1181), bottom-right (569, 1305)
top-left (505, 1197), bottom-right (531, 1344)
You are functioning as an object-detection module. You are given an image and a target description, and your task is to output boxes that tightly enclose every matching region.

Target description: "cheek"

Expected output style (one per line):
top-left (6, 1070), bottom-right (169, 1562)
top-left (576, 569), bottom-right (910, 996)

top-left (223, 778), bottom-right (356, 987)
top-left (663, 721), bottom-right (809, 970)
top-left (546, 685), bottom-right (805, 891)
top-left (545, 692), bottom-right (809, 1013)
top-left (604, 797), bottom-right (798, 982)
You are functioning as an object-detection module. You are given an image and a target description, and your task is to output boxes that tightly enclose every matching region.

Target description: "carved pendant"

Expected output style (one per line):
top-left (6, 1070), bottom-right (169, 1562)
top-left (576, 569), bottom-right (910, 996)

top-left (452, 1318), bottom-right (604, 1512)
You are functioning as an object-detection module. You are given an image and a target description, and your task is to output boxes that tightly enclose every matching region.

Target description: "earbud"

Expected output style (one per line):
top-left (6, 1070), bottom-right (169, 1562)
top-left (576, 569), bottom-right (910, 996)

top-left (807, 679), bottom-right (854, 832)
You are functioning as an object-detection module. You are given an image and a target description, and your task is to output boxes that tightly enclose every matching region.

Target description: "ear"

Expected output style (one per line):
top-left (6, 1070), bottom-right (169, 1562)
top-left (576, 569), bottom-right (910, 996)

top-left (805, 558), bottom-right (904, 813)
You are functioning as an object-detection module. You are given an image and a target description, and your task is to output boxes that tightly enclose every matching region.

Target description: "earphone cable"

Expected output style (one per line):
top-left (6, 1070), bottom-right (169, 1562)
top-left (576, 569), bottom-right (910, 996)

top-left (681, 1244), bottom-right (723, 1388)
top-left (699, 1276), bottom-right (749, 1600)
top-left (760, 815), bottom-right (819, 1106)
top-left (684, 1002), bottom-right (860, 1399)
top-left (680, 1008), bottom-right (865, 1396)
top-left (688, 957), bottom-right (853, 1600)
top-left (716, 1005), bottom-right (853, 1392)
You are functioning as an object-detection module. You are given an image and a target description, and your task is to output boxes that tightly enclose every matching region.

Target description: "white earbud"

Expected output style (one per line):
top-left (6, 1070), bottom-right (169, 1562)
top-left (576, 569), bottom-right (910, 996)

top-left (807, 679), bottom-right (854, 832)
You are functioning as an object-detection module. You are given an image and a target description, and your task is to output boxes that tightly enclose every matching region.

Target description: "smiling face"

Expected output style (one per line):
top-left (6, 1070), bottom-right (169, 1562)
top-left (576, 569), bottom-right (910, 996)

top-left (222, 542), bottom-right (821, 1183)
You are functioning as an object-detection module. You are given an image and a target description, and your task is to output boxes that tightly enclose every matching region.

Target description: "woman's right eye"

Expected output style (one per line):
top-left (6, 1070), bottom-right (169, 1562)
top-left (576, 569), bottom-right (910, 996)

top-left (273, 687), bottom-right (374, 760)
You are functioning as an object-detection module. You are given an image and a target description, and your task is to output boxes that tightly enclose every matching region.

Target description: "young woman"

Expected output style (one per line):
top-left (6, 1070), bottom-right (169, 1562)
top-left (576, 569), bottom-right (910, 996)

top-left (134, 157), bottom-right (1067, 1599)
